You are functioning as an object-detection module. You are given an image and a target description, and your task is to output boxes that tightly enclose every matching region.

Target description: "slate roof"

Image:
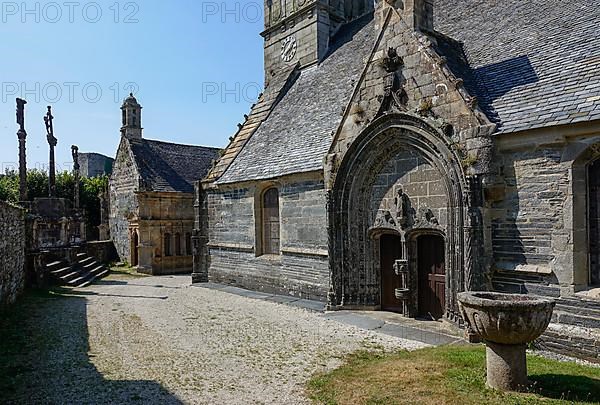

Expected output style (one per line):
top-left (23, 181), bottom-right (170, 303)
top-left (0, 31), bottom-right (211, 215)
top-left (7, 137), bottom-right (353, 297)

top-left (128, 138), bottom-right (221, 193)
top-left (217, 14), bottom-right (375, 184)
top-left (435, 0), bottom-right (600, 133)
top-left (218, 0), bottom-right (600, 184)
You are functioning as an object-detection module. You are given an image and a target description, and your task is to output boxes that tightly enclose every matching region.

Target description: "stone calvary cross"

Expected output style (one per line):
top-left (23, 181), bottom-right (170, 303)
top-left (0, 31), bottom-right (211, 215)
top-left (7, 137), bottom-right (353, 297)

top-left (44, 106), bottom-right (57, 198)
top-left (16, 98), bottom-right (28, 202)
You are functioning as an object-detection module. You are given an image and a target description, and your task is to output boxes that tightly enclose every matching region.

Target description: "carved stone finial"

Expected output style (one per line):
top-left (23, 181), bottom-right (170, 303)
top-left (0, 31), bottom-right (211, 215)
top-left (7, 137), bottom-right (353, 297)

top-left (381, 47), bottom-right (403, 73)
top-left (71, 145), bottom-right (79, 170)
top-left (16, 98), bottom-right (27, 130)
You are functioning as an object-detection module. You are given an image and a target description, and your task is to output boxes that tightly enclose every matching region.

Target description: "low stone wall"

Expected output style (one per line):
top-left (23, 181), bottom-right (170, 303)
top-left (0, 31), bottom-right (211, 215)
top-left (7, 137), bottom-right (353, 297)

top-left (86, 241), bottom-right (118, 264)
top-left (0, 201), bottom-right (26, 307)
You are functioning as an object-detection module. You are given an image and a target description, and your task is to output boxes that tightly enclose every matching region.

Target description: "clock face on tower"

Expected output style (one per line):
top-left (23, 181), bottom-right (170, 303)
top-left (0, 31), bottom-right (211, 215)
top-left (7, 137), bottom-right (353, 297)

top-left (281, 35), bottom-right (298, 63)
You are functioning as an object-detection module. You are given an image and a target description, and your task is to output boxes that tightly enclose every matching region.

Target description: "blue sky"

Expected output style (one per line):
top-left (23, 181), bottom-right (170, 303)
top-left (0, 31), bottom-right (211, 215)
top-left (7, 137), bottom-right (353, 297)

top-left (0, 0), bottom-right (264, 171)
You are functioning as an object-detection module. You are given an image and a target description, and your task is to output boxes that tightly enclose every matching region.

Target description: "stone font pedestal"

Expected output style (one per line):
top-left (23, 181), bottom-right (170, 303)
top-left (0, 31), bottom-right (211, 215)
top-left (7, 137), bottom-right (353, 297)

top-left (486, 342), bottom-right (528, 391)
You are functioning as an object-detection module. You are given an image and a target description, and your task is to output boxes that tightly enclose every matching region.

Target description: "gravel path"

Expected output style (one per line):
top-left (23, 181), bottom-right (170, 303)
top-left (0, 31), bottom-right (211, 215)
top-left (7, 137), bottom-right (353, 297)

top-left (7, 274), bottom-right (427, 405)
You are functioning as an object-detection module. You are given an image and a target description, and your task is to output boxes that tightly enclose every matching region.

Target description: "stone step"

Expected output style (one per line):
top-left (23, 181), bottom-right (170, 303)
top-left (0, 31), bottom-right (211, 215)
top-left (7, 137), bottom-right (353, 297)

top-left (60, 271), bottom-right (80, 283)
top-left (49, 266), bottom-right (73, 278)
top-left (556, 302), bottom-right (600, 319)
top-left (78, 269), bottom-right (110, 288)
top-left (538, 324), bottom-right (600, 363)
top-left (47, 255), bottom-right (110, 288)
top-left (559, 296), bottom-right (600, 312)
top-left (46, 261), bottom-right (64, 270)
top-left (77, 256), bottom-right (94, 266)
top-left (82, 260), bottom-right (100, 270)
top-left (68, 265), bottom-right (106, 287)
top-left (552, 310), bottom-right (600, 330)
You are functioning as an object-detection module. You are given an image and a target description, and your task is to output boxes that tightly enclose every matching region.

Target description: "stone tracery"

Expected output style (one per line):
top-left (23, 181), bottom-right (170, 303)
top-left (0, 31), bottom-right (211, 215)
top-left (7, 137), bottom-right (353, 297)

top-left (327, 113), bottom-right (482, 321)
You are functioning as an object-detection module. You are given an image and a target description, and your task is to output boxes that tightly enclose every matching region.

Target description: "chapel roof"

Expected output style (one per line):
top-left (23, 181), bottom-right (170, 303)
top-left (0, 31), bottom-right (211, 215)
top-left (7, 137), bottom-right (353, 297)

top-left (217, 0), bottom-right (600, 184)
top-left (435, 0), bottom-right (600, 134)
top-left (217, 14), bottom-right (375, 184)
top-left (128, 138), bottom-right (221, 193)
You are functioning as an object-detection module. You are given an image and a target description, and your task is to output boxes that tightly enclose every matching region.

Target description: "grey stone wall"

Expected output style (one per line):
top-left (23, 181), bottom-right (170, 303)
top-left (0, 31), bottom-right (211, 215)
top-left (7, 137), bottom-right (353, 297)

top-left (370, 149), bottom-right (448, 228)
top-left (206, 177), bottom-right (329, 300)
top-left (491, 148), bottom-right (572, 287)
top-left (262, 1), bottom-right (373, 79)
top-left (137, 192), bottom-right (196, 275)
top-left (79, 153), bottom-right (114, 178)
top-left (0, 201), bottom-right (26, 307)
top-left (109, 140), bottom-right (140, 262)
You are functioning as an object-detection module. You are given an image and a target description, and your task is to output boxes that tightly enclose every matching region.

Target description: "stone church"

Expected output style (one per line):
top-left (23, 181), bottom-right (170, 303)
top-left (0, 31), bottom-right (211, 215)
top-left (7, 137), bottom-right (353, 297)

top-left (193, 0), bottom-right (600, 359)
top-left (110, 94), bottom-right (220, 275)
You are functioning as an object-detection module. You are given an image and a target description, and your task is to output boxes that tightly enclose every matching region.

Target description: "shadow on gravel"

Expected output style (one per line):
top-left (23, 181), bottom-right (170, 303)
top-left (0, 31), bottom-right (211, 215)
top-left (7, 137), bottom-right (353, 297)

top-left (49, 286), bottom-right (168, 300)
top-left (0, 289), bottom-right (183, 404)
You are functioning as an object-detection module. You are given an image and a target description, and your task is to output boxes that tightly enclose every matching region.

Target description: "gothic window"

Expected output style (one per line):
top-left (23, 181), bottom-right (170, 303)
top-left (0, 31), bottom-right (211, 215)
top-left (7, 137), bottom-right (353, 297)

top-left (175, 233), bottom-right (182, 256)
top-left (122, 109), bottom-right (126, 126)
top-left (262, 188), bottom-right (280, 255)
top-left (164, 233), bottom-right (172, 257)
top-left (186, 233), bottom-right (192, 256)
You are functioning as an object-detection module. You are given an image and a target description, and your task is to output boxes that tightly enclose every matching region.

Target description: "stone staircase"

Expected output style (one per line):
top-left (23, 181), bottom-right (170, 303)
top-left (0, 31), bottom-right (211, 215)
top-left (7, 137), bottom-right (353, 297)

top-left (537, 295), bottom-right (600, 363)
top-left (46, 253), bottom-right (110, 288)
top-left (492, 271), bottom-right (600, 363)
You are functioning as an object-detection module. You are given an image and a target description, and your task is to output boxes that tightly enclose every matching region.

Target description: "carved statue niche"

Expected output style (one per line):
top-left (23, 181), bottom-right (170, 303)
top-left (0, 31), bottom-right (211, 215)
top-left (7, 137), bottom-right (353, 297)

top-left (394, 186), bottom-right (411, 229)
top-left (376, 48), bottom-right (408, 117)
top-left (381, 47), bottom-right (403, 73)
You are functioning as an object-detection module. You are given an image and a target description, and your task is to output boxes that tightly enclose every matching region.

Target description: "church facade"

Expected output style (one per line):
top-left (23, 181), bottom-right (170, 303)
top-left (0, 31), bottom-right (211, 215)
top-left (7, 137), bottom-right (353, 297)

top-left (194, 0), bottom-right (600, 359)
top-left (109, 95), bottom-right (220, 275)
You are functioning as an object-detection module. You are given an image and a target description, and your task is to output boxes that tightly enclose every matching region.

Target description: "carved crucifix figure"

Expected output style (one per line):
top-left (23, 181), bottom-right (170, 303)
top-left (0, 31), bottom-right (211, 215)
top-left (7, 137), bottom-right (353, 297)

top-left (16, 98), bottom-right (28, 201)
top-left (71, 145), bottom-right (80, 209)
top-left (44, 106), bottom-right (57, 197)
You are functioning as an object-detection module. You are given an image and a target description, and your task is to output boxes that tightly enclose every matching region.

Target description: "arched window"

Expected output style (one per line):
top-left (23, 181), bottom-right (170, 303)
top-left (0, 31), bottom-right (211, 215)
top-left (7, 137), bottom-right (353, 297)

top-left (186, 233), bottom-right (192, 256)
top-left (175, 233), bottom-right (182, 256)
top-left (262, 188), bottom-right (280, 255)
top-left (164, 233), bottom-right (172, 257)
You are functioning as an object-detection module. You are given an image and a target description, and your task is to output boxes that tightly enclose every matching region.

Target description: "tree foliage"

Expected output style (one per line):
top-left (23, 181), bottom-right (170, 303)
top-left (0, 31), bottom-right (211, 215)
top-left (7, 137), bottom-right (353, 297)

top-left (0, 169), bottom-right (108, 228)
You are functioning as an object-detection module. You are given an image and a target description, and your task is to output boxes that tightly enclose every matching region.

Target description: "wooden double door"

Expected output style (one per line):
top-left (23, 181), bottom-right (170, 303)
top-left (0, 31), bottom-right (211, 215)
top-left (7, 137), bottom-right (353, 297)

top-left (417, 235), bottom-right (446, 319)
top-left (379, 234), bottom-right (446, 319)
top-left (380, 235), bottom-right (403, 312)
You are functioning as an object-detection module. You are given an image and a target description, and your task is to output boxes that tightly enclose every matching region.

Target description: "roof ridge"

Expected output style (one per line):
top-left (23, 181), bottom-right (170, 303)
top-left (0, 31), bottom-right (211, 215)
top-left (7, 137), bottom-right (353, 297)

top-left (141, 137), bottom-right (221, 150)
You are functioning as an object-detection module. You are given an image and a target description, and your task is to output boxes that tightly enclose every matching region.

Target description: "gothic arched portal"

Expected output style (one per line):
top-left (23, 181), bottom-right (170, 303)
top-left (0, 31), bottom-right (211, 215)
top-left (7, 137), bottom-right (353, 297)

top-left (327, 113), bottom-right (483, 321)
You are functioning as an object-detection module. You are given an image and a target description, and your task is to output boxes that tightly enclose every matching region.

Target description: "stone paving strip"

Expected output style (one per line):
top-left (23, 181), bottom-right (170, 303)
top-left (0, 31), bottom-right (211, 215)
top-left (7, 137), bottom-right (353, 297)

top-left (12, 274), bottom-right (429, 405)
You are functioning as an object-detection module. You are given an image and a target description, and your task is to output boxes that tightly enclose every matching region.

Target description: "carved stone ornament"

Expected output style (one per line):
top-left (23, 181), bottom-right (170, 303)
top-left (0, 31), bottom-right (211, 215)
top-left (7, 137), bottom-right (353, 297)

top-left (381, 47), bottom-right (403, 73)
top-left (374, 210), bottom-right (396, 228)
top-left (376, 73), bottom-right (408, 117)
top-left (414, 207), bottom-right (441, 229)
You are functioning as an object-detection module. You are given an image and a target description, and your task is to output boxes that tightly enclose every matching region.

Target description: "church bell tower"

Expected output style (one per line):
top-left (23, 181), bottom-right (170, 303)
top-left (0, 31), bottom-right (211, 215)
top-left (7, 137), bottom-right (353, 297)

top-left (262, 0), bottom-right (373, 78)
top-left (120, 93), bottom-right (143, 139)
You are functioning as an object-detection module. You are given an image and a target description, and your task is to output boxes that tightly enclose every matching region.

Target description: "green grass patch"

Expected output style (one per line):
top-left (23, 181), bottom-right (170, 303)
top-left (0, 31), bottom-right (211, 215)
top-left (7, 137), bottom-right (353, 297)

top-left (307, 346), bottom-right (600, 405)
top-left (108, 265), bottom-right (148, 278)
